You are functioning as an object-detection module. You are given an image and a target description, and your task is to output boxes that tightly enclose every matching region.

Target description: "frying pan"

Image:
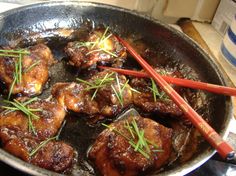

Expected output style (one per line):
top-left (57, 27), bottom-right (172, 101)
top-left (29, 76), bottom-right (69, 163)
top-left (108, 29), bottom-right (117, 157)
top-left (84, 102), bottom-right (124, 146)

top-left (0, 1), bottom-right (233, 176)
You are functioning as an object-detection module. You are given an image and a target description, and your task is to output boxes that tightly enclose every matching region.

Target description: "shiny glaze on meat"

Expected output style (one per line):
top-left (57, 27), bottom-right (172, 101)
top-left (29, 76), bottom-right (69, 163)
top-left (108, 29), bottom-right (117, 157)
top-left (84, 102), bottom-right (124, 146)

top-left (65, 29), bottom-right (127, 69)
top-left (0, 99), bottom-right (75, 173)
top-left (130, 69), bottom-right (183, 117)
top-left (51, 70), bottom-right (133, 118)
top-left (0, 99), bottom-right (65, 140)
top-left (31, 141), bottom-right (74, 173)
top-left (0, 44), bottom-right (55, 96)
top-left (88, 115), bottom-right (172, 176)
top-left (0, 25), bottom-right (211, 175)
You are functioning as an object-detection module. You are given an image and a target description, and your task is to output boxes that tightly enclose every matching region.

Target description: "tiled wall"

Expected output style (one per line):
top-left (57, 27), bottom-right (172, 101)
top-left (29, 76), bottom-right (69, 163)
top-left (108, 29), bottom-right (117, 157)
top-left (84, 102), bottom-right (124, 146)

top-left (1, 0), bottom-right (220, 23)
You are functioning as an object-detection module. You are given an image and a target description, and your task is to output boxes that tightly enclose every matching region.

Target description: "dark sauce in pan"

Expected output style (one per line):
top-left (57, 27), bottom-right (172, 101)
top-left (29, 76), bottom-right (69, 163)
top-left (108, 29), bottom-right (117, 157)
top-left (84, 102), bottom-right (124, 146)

top-left (0, 23), bottom-right (212, 175)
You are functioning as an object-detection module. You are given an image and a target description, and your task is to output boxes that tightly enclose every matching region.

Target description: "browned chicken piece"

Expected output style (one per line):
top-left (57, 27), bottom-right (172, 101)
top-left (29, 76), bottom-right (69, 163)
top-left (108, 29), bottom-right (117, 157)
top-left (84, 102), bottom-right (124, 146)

top-left (31, 141), bottom-right (74, 173)
top-left (65, 28), bottom-right (127, 69)
top-left (0, 44), bottom-right (55, 97)
top-left (52, 70), bottom-right (133, 118)
top-left (0, 99), bottom-right (75, 173)
top-left (129, 69), bottom-right (183, 117)
top-left (0, 99), bottom-right (66, 140)
top-left (88, 115), bottom-right (172, 176)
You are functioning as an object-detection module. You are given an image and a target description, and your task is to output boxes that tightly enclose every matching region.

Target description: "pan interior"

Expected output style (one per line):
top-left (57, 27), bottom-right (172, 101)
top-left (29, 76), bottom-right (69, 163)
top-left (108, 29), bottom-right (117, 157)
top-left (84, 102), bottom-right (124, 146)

top-left (0, 2), bottom-right (232, 176)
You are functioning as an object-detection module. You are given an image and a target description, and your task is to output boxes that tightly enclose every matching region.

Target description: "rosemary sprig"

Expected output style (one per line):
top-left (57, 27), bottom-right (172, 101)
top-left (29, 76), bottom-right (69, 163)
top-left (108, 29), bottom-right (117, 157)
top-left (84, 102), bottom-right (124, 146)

top-left (92, 73), bottom-right (111, 100)
top-left (2, 97), bottom-right (41, 114)
top-left (76, 78), bottom-right (94, 86)
top-left (19, 53), bottom-right (22, 83)
top-left (85, 48), bottom-right (103, 56)
top-left (29, 136), bottom-right (57, 157)
top-left (75, 26), bottom-right (118, 57)
top-left (2, 97), bottom-right (42, 134)
top-left (130, 87), bottom-right (141, 94)
top-left (149, 78), bottom-right (170, 102)
top-left (102, 118), bottom-right (163, 159)
top-left (125, 120), bottom-right (135, 139)
top-left (103, 122), bottom-right (150, 158)
top-left (98, 26), bottom-right (109, 45)
top-left (101, 48), bottom-right (118, 57)
top-left (0, 53), bottom-right (20, 58)
top-left (29, 120), bottom-right (66, 157)
top-left (111, 74), bottom-right (129, 107)
top-left (150, 78), bottom-right (158, 102)
top-left (3, 98), bottom-right (41, 119)
top-left (75, 41), bottom-right (96, 48)
top-left (24, 60), bottom-right (41, 73)
top-left (7, 77), bottom-right (17, 100)
top-left (77, 72), bottom-right (137, 104)
top-left (0, 49), bottom-right (30, 99)
top-left (0, 49), bottom-right (29, 54)
top-left (159, 69), bottom-right (167, 75)
top-left (77, 72), bottom-right (115, 100)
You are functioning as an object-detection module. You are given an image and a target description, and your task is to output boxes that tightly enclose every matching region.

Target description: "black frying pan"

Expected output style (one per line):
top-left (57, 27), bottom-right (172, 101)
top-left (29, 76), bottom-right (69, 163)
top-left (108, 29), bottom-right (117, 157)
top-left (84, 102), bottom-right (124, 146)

top-left (0, 1), bottom-right (233, 176)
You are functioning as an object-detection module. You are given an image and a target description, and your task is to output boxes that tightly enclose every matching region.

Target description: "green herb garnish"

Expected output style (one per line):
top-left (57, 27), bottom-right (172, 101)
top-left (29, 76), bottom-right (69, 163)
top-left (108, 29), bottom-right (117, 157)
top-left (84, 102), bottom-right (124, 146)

top-left (2, 97), bottom-right (41, 135)
top-left (75, 26), bottom-right (118, 57)
top-left (149, 78), bottom-right (170, 102)
top-left (111, 73), bottom-right (130, 107)
top-left (29, 120), bottom-right (66, 157)
top-left (77, 72), bottom-right (115, 100)
top-left (0, 49), bottom-right (30, 99)
top-left (111, 73), bottom-right (126, 107)
top-left (159, 69), bottom-right (168, 75)
top-left (75, 41), bottom-right (97, 48)
top-left (24, 60), bottom-right (41, 73)
top-left (102, 118), bottom-right (163, 159)
top-left (29, 136), bottom-right (56, 157)
top-left (77, 72), bottom-right (138, 105)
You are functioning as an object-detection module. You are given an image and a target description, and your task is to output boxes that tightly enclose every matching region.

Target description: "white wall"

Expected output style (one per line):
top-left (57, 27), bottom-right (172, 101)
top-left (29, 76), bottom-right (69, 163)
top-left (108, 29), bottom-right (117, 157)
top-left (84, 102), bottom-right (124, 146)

top-left (0, 0), bottom-right (220, 23)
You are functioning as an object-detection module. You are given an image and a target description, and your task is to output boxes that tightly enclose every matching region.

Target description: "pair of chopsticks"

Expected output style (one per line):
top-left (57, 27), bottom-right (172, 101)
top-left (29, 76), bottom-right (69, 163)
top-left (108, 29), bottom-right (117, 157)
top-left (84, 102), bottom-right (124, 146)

top-left (98, 66), bottom-right (236, 96)
top-left (102, 36), bottom-right (235, 160)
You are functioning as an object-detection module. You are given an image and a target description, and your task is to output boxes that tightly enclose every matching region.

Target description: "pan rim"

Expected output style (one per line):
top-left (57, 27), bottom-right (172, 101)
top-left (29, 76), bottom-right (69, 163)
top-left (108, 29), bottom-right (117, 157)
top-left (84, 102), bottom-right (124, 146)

top-left (0, 1), bottom-right (233, 176)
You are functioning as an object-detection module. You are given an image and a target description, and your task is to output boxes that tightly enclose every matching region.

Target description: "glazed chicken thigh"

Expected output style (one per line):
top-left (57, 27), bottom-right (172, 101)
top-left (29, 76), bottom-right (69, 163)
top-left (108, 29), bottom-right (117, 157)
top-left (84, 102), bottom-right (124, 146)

top-left (0, 44), bottom-right (55, 97)
top-left (0, 98), bottom-right (75, 173)
top-left (0, 20), bottom-right (207, 176)
top-left (65, 28), bottom-right (127, 69)
top-left (88, 115), bottom-right (172, 176)
top-left (52, 70), bottom-right (133, 118)
top-left (129, 68), bottom-right (183, 117)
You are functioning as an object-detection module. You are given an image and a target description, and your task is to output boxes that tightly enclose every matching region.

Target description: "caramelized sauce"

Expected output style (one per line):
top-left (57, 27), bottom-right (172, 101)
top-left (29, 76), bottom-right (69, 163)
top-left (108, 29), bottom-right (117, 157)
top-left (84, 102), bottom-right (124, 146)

top-left (0, 23), bottom-right (211, 175)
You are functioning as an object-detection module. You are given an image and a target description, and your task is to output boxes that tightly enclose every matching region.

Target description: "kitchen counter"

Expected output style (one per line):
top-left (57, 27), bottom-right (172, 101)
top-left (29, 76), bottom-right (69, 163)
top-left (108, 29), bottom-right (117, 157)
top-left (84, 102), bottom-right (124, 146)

top-left (0, 2), bottom-right (235, 176)
top-left (193, 22), bottom-right (236, 86)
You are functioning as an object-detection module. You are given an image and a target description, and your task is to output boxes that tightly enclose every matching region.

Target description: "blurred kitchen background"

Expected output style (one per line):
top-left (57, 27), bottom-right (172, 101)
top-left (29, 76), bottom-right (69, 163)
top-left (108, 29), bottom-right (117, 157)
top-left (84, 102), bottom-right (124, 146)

top-left (0, 0), bottom-right (234, 24)
top-left (0, 0), bottom-right (234, 25)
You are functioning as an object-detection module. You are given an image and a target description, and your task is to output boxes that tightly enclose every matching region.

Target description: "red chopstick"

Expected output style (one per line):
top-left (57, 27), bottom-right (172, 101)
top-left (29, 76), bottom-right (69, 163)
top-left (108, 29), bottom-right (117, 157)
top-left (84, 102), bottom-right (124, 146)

top-left (117, 36), bottom-right (235, 160)
top-left (98, 66), bottom-right (236, 96)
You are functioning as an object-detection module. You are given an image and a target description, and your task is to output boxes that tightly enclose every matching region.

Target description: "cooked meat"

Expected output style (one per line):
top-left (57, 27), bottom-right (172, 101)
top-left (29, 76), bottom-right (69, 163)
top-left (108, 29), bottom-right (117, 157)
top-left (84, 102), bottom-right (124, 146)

top-left (0, 99), bottom-right (66, 140)
top-left (130, 70), bottom-right (183, 117)
top-left (0, 44), bottom-right (55, 97)
top-left (52, 70), bottom-right (133, 118)
top-left (31, 141), bottom-right (74, 173)
top-left (1, 127), bottom-right (75, 173)
top-left (0, 99), bottom-right (74, 173)
top-left (65, 28), bottom-right (127, 69)
top-left (51, 82), bottom-right (99, 115)
top-left (170, 121), bottom-right (200, 163)
top-left (0, 126), bottom-right (38, 161)
top-left (88, 115), bottom-right (172, 176)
